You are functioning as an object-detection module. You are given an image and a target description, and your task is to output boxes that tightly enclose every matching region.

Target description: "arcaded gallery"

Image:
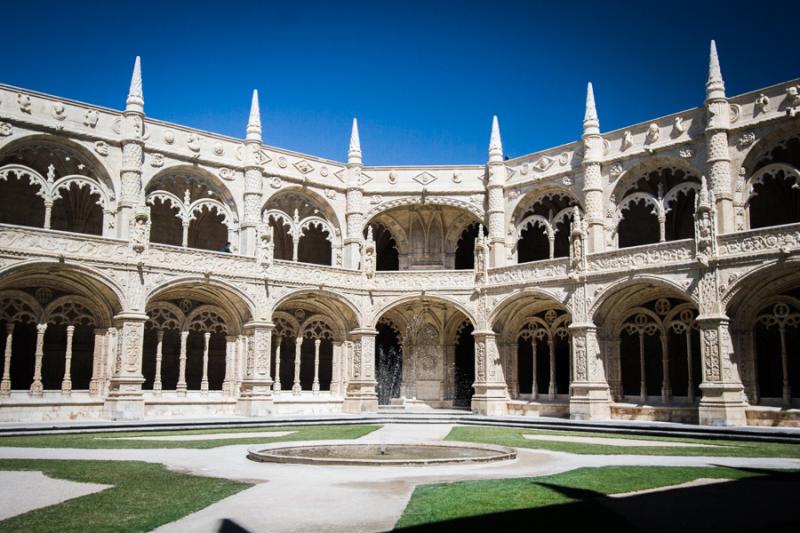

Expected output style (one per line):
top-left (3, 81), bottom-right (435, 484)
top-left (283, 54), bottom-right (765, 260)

top-left (1, 44), bottom-right (799, 427)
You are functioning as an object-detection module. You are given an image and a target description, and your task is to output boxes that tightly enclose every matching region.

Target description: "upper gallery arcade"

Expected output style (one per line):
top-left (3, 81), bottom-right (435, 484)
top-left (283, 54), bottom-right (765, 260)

top-left (0, 41), bottom-right (799, 427)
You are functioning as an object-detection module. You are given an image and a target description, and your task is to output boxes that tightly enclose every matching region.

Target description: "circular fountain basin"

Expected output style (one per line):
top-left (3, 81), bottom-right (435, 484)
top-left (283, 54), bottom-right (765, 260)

top-left (247, 440), bottom-right (516, 466)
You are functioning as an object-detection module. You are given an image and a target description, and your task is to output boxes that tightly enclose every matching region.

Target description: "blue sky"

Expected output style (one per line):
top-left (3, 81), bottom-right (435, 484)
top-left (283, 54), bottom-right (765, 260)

top-left (1, 1), bottom-right (796, 165)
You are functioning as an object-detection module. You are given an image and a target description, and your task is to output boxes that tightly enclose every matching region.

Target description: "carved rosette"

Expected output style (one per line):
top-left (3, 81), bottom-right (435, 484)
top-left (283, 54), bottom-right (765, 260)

top-left (122, 321), bottom-right (145, 374)
top-left (361, 334), bottom-right (375, 380)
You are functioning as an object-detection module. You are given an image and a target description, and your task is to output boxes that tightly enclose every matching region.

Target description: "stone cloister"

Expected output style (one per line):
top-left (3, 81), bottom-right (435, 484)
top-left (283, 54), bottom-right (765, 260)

top-left (1, 43), bottom-right (799, 426)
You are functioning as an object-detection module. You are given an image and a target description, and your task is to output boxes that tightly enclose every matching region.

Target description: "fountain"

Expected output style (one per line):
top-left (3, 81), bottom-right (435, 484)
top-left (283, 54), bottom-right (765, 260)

top-left (247, 440), bottom-right (516, 466)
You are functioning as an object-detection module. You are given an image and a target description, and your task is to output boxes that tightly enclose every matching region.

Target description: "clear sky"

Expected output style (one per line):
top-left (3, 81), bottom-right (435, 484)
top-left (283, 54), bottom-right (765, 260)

top-left (1, 1), bottom-right (797, 165)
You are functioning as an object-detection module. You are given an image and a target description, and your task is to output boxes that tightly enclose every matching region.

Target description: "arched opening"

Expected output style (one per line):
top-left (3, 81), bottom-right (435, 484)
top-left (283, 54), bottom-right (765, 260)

top-left (50, 182), bottom-right (103, 235)
top-left (375, 319), bottom-right (402, 404)
top-left (454, 223), bottom-right (486, 270)
top-left (0, 171), bottom-right (45, 228)
top-left (375, 297), bottom-right (474, 407)
top-left (0, 265), bottom-right (121, 396)
top-left (365, 223), bottom-right (399, 271)
top-left (367, 204), bottom-right (481, 270)
top-left (515, 309), bottom-right (571, 399)
top-left (453, 320), bottom-right (474, 407)
top-left (262, 190), bottom-right (339, 266)
top-left (146, 170), bottom-right (238, 252)
top-left (270, 292), bottom-right (358, 397)
top-left (0, 138), bottom-right (112, 236)
top-left (148, 198), bottom-right (183, 247)
top-left (515, 193), bottom-right (578, 263)
top-left (747, 135), bottom-right (800, 229)
top-left (753, 292), bottom-right (800, 405)
top-left (614, 166), bottom-right (699, 248)
top-left (297, 223), bottom-right (332, 265)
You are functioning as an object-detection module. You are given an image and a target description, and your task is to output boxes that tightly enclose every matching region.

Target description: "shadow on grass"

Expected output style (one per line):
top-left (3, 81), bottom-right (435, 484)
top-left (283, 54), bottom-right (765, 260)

top-left (396, 468), bottom-right (800, 532)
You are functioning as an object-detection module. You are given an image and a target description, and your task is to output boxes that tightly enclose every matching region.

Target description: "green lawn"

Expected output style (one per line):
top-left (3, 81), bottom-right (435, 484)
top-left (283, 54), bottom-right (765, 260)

top-left (0, 424), bottom-right (380, 449)
top-left (395, 466), bottom-right (789, 530)
top-left (446, 425), bottom-right (800, 457)
top-left (0, 459), bottom-right (250, 533)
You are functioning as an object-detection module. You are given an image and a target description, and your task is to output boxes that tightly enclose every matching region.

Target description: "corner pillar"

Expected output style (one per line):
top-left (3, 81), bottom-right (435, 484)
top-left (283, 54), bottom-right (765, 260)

top-left (343, 328), bottom-right (378, 413)
top-left (471, 330), bottom-right (509, 415)
top-left (104, 312), bottom-right (147, 420)
top-left (696, 315), bottom-right (747, 426)
top-left (568, 323), bottom-right (611, 420)
top-left (237, 321), bottom-right (274, 416)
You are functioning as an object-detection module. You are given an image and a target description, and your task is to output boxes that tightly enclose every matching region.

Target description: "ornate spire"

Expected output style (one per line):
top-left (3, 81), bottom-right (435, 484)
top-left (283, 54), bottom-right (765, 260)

top-left (126, 56), bottom-right (144, 114)
top-left (247, 89), bottom-right (262, 142)
top-left (348, 117), bottom-right (362, 166)
top-left (706, 40), bottom-right (726, 101)
top-left (697, 175), bottom-right (712, 210)
top-left (488, 115), bottom-right (503, 163)
top-left (583, 82), bottom-right (600, 136)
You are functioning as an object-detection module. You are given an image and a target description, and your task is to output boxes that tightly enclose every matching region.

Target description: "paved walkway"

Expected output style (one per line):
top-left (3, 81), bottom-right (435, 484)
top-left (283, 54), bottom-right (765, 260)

top-left (0, 424), bottom-right (798, 532)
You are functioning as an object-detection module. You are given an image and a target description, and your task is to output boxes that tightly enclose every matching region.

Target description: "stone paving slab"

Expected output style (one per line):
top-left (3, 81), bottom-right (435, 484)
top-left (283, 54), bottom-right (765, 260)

top-left (104, 431), bottom-right (296, 441)
top-left (523, 434), bottom-right (720, 447)
top-left (0, 471), bottom-right (111, 520)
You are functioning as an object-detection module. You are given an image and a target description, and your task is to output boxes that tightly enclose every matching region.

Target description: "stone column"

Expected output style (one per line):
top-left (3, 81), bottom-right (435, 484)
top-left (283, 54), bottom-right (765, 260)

top-left (581, 83), bottom-right (605, 253)
top-left (704, 41), bottom-right (734, 233)
top-left (660, 333), bottom-right (671, 402)
top-left (176, 330), bottom-right (188, 396)
top-left (43, 200), bottom-right (53, 230)
top-left (312, 339), bottom-right (321, 395)
top-left (487, 117), bottom-right (507, 267)
top-left (223, 335), bottom-right (236, 396)
top-left (237, 321), bottom-right (274, 416)
top-left (241, 90), bottom-right (264, 256)
top-left (568, 323), bottom-right (611, 420)
top-left (697, 315), bottom-right (747, 425)
top-left (638, 331), bottom-right (647, 402)
top-left (118, 57), bottom-right (145, 239)
top-left (608, 338), bottom-right (622, 401)
top-left (61, 325), bottom-right (75, 395)
top-left (548, 338), bottom-right (557, 400)
top-left (685, 329), bottom-right (695, 403)
top-left (344, 119), bottom-right (365, 269)
top-left (30, 323), bottom-right (47, 396)
top-left (102, 328), bottom-right (117, 396)
top-left (471, 330), bottom-right (509, 415)
top-left (200, 332), bottom-right (210, 393)
top-left (292, 336), bottom-right (302, 395)
top-left (330, 340), bottom-right (342, 396)
top-left (343, 328), bottom-right (378, 413)
top-left (89, 328), bottom-right (106, 396)
top-left (273, 336), bottom-right (282, 392)
top-left (153, 329), bottom-right (164, 395)
top-left (530, 337), bottom-right (538, 400)
top-left (104, 312), bottom-right (147, 419)
top-left (1, 323), bottom-right (14, 396)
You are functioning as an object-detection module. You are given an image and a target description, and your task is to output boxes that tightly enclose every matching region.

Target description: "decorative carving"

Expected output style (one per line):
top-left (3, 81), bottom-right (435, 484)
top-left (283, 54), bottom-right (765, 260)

top-left (452, 170), bottom-right (462, 183)
top-left (0, 122), bottom-right (12, 136)
top-left (17, 93), bottom-right (32, 113)
top-left (558, 152), bottom-right (571, 166)
top-left (645, 123), bottom-right (660, 144)
top-left (621, 130), bottom-right (634, 151)
top-left (270, 177), bottom-right (282, 189)
top-left (474, 225), bottom-right (488, 284)
top-left (277, 156), bottom-right (288, 168)
top-left (83, 109), bottom-right (99, 128)
top-left (363, 226), bottom-right (376, 279)
top-left (413, 171), bottom-right (437, 186)
top-left (672, 116), bottom-right (686, 136)
top-left (388, 171), bottom-right (398, 184)
top-left (755, 93), bottom-right (770, 114)
top-left (294, 159), bottom-right (314, 174)
top-left (737, 131), bottom-right (755, 150)
top-left (129, 205), bottom-right (151, 254)
top-left (94, 141), bottom-right (109, 156)
top-left (213, 142), bottom-right (224, 156)
top-left (219, 167), bottom-right (235, 181)
top-left (609, 163), bottom-right (623, 177)
top-left (324, 188), bottom-right (336, 200)
top-left (320, 166), bottom-right (329, 177)
top-left (532, 156), bottom-right (555, 172)
top-left (256, 222), bottom-right (274, 271)
top-left (164, 130), bottom-right (175, 144)
top-left (678, 147), bottom-right (695, 158)
top-left (187, 133), bottom-right (201, 153)
top-left (149, 153), bottom-right (165, 168)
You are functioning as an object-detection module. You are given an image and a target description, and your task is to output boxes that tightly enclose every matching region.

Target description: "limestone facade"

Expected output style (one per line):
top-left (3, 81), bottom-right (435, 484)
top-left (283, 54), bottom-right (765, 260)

top-left (1, 42), bottom-right (799, 426)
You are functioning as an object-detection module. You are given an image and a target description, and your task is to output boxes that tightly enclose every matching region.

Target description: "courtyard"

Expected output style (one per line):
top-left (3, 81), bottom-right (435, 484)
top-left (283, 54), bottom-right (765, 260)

top-left (0, 420), bottom-right (797, 532)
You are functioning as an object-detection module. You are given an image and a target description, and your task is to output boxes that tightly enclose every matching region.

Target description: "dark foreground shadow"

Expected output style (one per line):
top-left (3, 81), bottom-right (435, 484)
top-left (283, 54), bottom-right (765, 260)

top-left (395, 468), bottom-right (800, 532)
top-left (219, 518), bottom-right (251, 533)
